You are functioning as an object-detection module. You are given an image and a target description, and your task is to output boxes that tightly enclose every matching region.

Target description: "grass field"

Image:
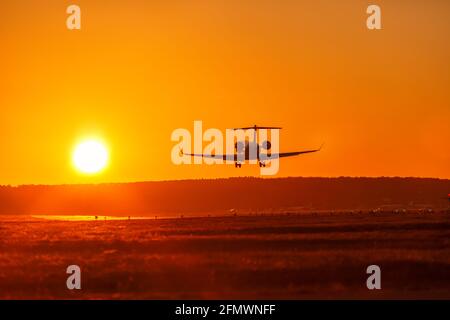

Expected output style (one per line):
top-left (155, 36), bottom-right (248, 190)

top-left (0, 212), bottom-right (449, 299)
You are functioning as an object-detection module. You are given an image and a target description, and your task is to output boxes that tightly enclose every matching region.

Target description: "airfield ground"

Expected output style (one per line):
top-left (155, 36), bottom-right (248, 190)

top-left (0, 211), bottom-right (449, 299)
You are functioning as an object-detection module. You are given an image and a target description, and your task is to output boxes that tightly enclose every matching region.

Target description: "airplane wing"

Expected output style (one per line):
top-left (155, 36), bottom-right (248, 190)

top-left (181, 143), bottom-right (323, 160)
top-left (181, 150), bottom-right (235, 160)
top-left (268, 144), bottom-right (323, 158)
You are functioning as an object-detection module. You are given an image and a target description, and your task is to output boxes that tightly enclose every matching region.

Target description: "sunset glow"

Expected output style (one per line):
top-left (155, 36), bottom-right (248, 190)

top-left (0, 0), bottom-right (449, 303)
top-left (0, 0), bottom-right (449, 184)
top-left (72, 140), bottom-right (109, 174)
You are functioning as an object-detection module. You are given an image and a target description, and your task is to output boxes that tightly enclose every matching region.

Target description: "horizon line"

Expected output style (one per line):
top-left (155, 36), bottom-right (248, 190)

top-left (2, 175), bottom-right (450, 188)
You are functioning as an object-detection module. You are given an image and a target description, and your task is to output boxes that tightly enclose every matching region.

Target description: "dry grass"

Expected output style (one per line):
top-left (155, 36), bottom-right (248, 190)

top-left (0, 212), bottom-right (449, 299)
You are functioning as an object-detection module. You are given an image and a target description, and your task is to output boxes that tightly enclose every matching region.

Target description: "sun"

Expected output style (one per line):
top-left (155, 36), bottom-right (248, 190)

top-left (72, 139), bottom-right (109, 174)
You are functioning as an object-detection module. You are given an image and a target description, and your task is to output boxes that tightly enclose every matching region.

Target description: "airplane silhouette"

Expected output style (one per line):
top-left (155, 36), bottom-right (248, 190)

top-left (182, 125), bottom-right (322, 168)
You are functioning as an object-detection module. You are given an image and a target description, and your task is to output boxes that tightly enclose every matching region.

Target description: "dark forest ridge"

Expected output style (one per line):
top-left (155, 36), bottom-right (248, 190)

top-left (1, 177), bottom-right (449, 216)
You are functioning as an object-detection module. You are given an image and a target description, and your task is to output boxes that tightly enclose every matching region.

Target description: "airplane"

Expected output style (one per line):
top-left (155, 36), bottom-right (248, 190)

top-left (182, 125), bottom-right (322, 168)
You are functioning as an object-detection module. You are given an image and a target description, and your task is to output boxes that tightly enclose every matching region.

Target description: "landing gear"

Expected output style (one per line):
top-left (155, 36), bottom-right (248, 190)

top-left (234, 162), bottom-right (242, 168)
top-left (258, 161), bottom-right (266, 167)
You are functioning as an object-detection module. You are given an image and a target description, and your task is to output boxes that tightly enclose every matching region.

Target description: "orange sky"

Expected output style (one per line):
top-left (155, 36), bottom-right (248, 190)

top-left (1, 0), bottom-right (449, 185)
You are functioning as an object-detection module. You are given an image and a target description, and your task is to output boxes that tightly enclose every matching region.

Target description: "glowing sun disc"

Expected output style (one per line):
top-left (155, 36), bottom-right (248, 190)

top-left (73, 140), bottom-right (109, 174)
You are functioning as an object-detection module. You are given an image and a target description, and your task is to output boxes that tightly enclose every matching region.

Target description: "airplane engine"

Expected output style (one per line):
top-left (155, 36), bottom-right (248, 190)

top-left (261, 140), bottom-right (272, 150)
top-left (235, 141), bottom-right (246, 153)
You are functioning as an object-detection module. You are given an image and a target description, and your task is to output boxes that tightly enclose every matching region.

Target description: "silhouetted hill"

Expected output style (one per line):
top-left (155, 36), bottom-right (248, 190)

top-left (0, 177), bottom-right (449, 216)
